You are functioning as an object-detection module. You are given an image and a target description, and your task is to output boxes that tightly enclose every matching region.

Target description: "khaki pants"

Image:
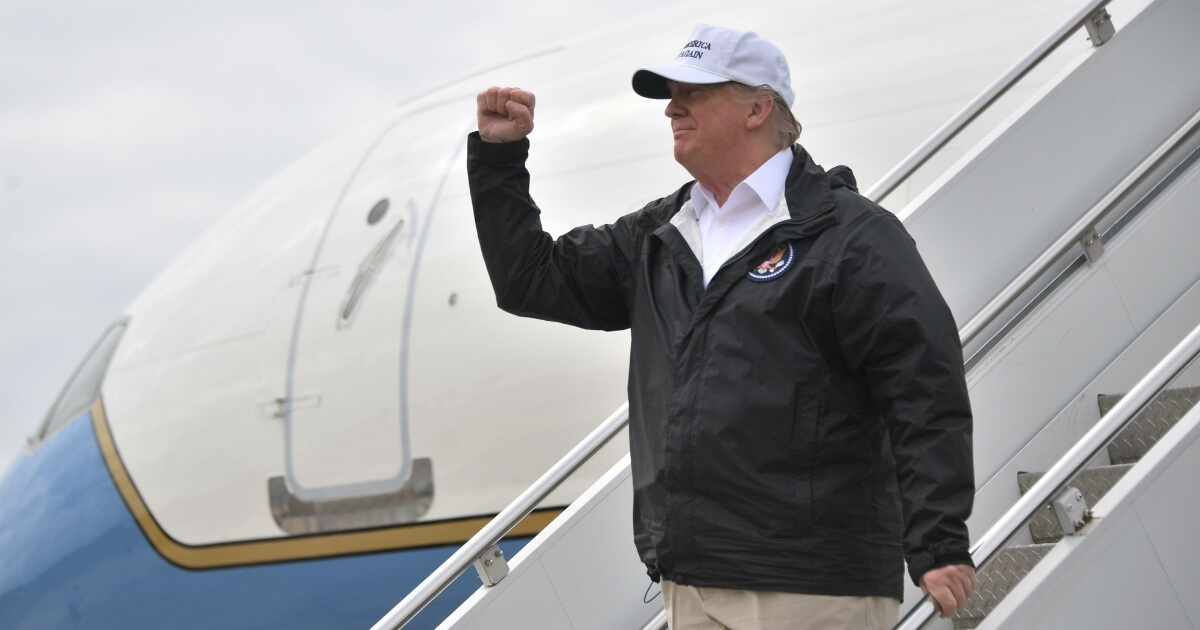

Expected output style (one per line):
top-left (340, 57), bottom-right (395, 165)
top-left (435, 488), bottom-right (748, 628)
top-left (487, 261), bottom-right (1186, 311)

top-left (661, 580), bottom-right (899, 630)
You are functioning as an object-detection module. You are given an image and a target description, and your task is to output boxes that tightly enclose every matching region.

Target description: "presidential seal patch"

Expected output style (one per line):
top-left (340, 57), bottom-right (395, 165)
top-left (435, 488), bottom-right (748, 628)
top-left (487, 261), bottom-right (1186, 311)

top-left (746, 242), bottom-right (795, 282)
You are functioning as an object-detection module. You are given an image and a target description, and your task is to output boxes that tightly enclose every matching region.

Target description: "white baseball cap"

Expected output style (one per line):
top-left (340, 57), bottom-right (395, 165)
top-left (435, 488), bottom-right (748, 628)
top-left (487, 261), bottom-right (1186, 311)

top-left (632, 24), bottom-right (794, 106)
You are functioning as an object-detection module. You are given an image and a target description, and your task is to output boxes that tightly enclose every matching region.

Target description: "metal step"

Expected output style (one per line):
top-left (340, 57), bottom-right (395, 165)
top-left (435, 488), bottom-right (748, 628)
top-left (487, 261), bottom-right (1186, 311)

top-left (1098, 385), bottom-right (1200, 464)
top-left (952, 544), bottom-right (1056, 629)
top-left (1015, 465), bottom-right (1132, 543)
top-left (951, 386), bottom-right (1197, 629)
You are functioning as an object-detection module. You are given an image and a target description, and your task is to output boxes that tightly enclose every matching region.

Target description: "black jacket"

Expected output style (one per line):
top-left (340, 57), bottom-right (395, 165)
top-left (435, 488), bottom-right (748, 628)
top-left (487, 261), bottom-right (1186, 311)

top-left (467, 132), bottom-right (974, 599)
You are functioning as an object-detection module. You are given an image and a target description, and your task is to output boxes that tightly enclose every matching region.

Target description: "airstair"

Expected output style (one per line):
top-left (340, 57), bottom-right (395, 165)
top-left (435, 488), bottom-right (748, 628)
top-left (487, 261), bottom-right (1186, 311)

top-left (374, 0), bottom-right (1200, 627)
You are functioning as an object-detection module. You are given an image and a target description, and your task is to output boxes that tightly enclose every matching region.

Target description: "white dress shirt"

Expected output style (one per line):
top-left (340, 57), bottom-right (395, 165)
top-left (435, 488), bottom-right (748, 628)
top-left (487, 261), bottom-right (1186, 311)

top-left (668, 148), bottom-right (794, 286)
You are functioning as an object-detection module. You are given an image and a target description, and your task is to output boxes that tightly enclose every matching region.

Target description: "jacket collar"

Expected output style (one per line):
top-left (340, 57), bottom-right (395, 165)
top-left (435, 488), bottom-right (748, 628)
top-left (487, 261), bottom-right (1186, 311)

top-left (782, 144), bottom-right (840, 231)
top-left (642, 144), bottom-right (849, 233)
top-left (640, 146), bottom-right (853, 324)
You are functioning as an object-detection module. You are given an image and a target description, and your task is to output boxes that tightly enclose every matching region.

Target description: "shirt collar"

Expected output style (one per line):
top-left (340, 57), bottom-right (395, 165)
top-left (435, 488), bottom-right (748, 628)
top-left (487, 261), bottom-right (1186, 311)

top-left (689, 147), bottom-right (794, 217)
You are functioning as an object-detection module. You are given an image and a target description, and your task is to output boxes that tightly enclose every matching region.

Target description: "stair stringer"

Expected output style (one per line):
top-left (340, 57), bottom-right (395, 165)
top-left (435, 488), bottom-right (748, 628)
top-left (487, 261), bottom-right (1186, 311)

top-left (891, 0), bottom-right (1200, 610)
top-left (437, 453), bottom-right (661, 630)
top-left (963, 157), bottom-right (1200, 557)
top-left (899, 0), bottom-right (1200, 342)
top-left (977, 403), bottom-right (1200, 629)
top-left (901, 137), bottom-right (1200, 618)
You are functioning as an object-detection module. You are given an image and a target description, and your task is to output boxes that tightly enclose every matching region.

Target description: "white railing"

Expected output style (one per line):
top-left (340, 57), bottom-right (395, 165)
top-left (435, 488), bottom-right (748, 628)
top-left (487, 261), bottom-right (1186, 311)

top-left (865, 0), bottom-right (1114, 202)
top-left (958, 106), bottom-right (1200, 348)
top-left (896, 321), bottom-right (1200, 629)
top-left (370, 403), bottom-right (629, 630)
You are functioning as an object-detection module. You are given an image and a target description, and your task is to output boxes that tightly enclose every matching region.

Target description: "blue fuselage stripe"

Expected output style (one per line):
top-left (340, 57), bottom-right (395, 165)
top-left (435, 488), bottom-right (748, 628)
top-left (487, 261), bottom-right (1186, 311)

top-left (0, 412), bottom-right (522, 629)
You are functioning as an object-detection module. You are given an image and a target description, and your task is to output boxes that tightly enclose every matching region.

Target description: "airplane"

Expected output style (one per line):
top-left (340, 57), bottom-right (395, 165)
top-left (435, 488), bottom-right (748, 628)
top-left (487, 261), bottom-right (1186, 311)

top-left (0, 0), bottom-right (1165, 628)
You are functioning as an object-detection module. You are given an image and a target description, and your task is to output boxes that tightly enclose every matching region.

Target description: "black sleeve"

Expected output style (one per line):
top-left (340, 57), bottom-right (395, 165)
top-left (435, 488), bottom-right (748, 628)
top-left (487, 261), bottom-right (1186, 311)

top-left (466, 132), bottom-right (636, 331)
top-left (831, 206), bottom-right (975, 585)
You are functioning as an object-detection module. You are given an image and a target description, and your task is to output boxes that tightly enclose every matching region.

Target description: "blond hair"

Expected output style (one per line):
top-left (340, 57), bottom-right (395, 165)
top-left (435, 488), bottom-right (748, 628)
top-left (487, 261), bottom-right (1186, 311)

top-left (726, 83), bottom-right (802, 149)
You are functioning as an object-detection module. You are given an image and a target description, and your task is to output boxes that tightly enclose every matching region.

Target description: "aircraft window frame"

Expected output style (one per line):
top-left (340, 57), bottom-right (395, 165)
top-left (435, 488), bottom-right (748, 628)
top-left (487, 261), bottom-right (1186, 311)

top-left (32, 318), bottom-right (129, 445)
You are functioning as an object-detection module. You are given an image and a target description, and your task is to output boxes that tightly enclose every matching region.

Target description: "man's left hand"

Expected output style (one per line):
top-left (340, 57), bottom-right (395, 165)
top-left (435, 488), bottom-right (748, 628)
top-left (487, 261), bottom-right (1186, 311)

top-left (919, 564), bottom-right (977, 618)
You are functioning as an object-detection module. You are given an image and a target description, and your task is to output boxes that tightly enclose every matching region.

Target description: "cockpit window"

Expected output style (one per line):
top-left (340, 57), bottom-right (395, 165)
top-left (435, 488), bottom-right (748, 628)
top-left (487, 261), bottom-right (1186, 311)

top-left (36, 319), bottom-right (128, 442)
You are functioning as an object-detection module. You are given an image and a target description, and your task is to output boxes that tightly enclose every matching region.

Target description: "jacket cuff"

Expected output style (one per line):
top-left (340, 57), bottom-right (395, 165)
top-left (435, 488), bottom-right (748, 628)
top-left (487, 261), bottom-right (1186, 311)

top-left (467, 131), bottom-right (530, 165)
top-left (907, 550), bottom-right (976, 586)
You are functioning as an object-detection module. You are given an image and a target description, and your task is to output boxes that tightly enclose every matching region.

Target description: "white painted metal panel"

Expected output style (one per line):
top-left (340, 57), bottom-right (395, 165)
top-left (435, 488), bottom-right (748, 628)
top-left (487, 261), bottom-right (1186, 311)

top-left (101, 117), bottom-right (392, 543)
top-left (968, 275), bottom-right (1200, 568)
top-left (901, 0), bottom-right (1200, 330)
top-left (285, 97), bottom-right (470, 499)
top-left (535, 473), bottom-right (657, 630)
top-left (1103, 163), bottom-right (1200, 333)
top-left (986, 509), bottom-right (1195, 629)
top-left (1130, 415), bottom-right (1200, 626)
top-left (980, 405), bottom-right (1200, 629)
top-left (966, 152), bottom-right (1200, 542)
top-left (967, 269), bottom-right (1137, 479)
top-left (453, 563), bottom-right (576, 628)
top-left (441, 454), bottom-right (659, 630)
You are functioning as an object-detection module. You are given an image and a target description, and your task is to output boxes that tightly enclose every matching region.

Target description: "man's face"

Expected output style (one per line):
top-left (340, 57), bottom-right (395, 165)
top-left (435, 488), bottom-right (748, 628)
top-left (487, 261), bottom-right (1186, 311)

top-left (665, 81), bottom-right (750, 175)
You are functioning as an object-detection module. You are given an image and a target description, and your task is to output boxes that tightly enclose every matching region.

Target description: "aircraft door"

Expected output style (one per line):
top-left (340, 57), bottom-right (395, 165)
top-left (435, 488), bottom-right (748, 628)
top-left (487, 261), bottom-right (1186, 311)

top-left (272, 98), bottom-right (470, 532)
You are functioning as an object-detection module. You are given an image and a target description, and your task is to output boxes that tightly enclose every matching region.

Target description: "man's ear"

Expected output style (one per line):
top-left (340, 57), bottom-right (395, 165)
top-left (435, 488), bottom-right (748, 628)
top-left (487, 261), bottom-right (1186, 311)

top-left (745, 96), bottom-right (774, 131)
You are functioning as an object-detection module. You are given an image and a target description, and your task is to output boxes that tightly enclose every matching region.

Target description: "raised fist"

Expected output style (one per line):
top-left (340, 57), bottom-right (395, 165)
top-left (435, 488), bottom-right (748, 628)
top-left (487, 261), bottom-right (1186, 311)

top-left (477, 87), bottom-right (536, 143)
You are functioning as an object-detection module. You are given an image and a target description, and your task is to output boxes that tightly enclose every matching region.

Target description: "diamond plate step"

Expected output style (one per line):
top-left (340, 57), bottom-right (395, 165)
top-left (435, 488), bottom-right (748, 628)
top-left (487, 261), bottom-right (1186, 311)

top-left (1098, 386), bottom-right (1199, 464)
top-left (952, 543), bottom-right (1056, 629)
top-left (1016, 465), bottom-right (1133, 543)
top-left (950, 387), bottom-right (1197, 628)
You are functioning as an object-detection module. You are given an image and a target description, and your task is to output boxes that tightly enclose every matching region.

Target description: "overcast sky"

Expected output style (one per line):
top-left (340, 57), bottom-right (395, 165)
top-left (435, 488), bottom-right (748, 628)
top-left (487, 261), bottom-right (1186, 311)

top-left (0, 1), bottom-right (706, 473)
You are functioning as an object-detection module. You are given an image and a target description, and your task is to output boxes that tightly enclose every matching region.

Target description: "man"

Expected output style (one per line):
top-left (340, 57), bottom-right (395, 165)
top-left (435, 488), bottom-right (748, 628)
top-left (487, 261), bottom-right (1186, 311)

top-left (468, 23), bottom-right (976, 629)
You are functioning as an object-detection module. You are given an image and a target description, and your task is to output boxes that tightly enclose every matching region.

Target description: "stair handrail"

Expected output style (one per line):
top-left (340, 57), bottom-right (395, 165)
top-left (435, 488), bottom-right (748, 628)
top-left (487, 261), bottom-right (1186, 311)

top-left (374, 2), bottom-right (1195, 628)
top-left (370, 402), bottom-right (630, 630)
top-left (896, 321), bottom-right (1200, 629)
top-left (958, 104), bottom-right (1200, 348)
top-left (865, 0), bottom-right (1113, 203)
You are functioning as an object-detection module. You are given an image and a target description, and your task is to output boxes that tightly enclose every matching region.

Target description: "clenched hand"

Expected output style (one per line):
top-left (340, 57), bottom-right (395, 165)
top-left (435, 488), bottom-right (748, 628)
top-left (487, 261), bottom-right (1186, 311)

top-left (477, 87), bottom-right (536, 143)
